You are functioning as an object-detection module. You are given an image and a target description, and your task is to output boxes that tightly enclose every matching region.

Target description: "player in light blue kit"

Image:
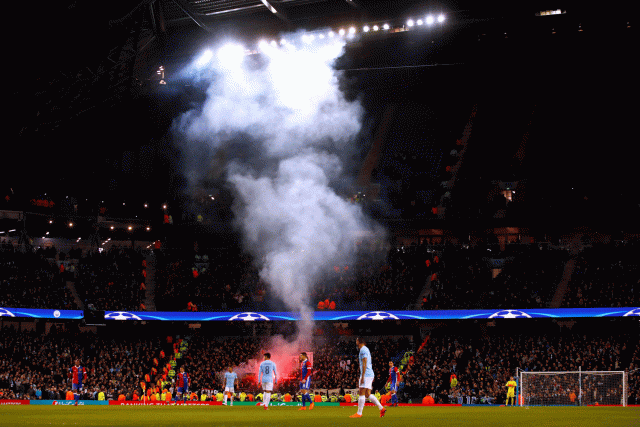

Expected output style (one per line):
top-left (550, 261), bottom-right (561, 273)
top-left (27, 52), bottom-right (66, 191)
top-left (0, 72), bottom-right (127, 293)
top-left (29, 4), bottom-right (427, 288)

top-left (223, 366), bottom-right (238, 406)
top-left (258, 353), bottom-right (277, 410)
top-left (350, 337), bottom-right (385, 418)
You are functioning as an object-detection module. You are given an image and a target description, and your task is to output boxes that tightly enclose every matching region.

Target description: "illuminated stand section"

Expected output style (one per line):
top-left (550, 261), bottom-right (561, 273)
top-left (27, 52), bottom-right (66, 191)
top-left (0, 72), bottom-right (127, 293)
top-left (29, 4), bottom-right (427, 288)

top-left (1, 307), bottom-right (639, 320)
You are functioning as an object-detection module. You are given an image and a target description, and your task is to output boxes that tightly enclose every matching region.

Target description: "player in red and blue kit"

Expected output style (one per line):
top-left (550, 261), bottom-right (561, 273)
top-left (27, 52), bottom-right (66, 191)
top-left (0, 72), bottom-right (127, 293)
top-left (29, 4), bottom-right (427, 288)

top-left (299, 352), bottom-right (314, 411)
top-left (176, 367), bottom-right (190, 403)
top-left (386, 361), bottom-right (400, 407)
top-left (69, 359), bottom-right (86, 406)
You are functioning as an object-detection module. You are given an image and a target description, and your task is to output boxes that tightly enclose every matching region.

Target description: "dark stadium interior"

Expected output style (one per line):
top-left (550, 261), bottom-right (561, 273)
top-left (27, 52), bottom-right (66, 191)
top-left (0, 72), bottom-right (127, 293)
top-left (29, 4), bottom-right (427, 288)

top-left (0, 0), bottom-right (638, 412)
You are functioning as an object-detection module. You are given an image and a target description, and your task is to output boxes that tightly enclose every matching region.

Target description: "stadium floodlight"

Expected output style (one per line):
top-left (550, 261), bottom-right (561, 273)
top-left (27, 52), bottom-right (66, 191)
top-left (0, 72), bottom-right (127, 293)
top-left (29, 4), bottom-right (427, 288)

top-left (196, 49), bottom-right (213, 67)
top-left (349, 27), bottom-right (356, 34)
top-left (438, 14), bottom-right (445, 23)
top-left (258, 39), bottom-right (268, 50)
top-left (319, 33), bottom-right (325, 39)
top-left (426, 15), bottom-right (434, 25)
top-left (407, 19), bottom-right (415, 27)
top-left (339, 28), bottom-right (346, 36)
top-left (373, 25), bottom-right (379, 31)
top-left (280, 39), bottom-right (286, 45)
top-left (363, 25), bottom-right (370, 32)
top-left (383, 23), bottom-right (390, 30)
top-left (417, 19), bottom-right (423, 25)
top-left (328, 30), bottom-right (335, 37)
top-left (309, 34), bottom-right (315, 41)
top-left (270, 40), bottom-right (277, 47)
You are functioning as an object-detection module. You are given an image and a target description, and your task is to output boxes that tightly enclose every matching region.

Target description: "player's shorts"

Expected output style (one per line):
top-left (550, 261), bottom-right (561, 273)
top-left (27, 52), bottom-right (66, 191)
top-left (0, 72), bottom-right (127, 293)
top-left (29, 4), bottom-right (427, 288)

top-left (300, 377), bottom-right (311, 390)
top-left (359, 377), bottom-right (374, 390)
top-left (72, 383), bottom-right (82, 391)
top-left (262, 382), bottom-right (273, 391)
top-left (389, 382), bottom-right (398, 392)
top-left (507, 392), bottom-right (515, 398)
top-left (224, 386), bottom-right (235, 393)
top-left (177, 387), bottom-right (188, 394)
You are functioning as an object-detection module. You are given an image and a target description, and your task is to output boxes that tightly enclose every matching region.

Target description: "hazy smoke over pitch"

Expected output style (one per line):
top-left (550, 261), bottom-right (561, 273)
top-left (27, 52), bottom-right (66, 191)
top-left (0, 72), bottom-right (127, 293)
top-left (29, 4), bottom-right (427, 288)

top-left (177, 32), bottom-right (382, 345)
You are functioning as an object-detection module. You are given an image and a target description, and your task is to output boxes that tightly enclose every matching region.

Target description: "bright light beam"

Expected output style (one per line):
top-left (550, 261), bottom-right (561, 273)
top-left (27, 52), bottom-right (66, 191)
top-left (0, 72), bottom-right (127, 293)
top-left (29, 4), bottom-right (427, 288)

top-left (217, 43), bottom-right (246, 68)
top-left (196, 49), bottom-right (213, 67)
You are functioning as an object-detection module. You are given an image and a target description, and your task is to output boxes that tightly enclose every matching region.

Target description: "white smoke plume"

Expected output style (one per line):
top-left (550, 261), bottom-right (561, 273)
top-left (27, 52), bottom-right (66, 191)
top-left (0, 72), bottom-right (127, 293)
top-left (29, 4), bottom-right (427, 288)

top-left (176, 31), bottom-right (384, 357)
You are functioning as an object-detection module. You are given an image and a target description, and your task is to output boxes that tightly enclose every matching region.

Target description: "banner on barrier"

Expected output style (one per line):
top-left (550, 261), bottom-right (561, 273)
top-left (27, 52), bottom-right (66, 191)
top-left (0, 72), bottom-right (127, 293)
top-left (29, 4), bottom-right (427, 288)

top-left (0, 400), bottom-right (30, 405)
top-left (31, 400), bottom-right (108, 405)
top-left (109, 401), bottom-right (221, 406)
top-left (2, 306), bottom-right (639, 321)
top-left (340, 402), bottom-right (462, 407)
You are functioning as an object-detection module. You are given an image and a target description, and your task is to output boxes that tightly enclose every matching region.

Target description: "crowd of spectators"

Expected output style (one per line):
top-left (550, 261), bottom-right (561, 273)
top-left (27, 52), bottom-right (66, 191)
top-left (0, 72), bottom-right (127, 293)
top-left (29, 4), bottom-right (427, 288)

top-left (154, 243), bottom-right (429, 312)
top-left (311, 246), bottom-right (427, 311)
top-left (423, 244), bottom-right (569, 310)
top-left (154, 249), bottom-right (266, 312)
top-left (563, 241), bottom-right (639, 308)
top-left (181, 333), bottom-right (262, 392)
top-left (73, 247), bottom-right (146, 311)
top-left (153, 238), bottom-right (639, 313)
top-left (0, 243), bottom-right (77, 310)
top-left (401, 328), bottom-right (639, 405)
top-left (0, 323), bottom-right (638, 405)
top-left (0, 325), bottom-right (164, 402)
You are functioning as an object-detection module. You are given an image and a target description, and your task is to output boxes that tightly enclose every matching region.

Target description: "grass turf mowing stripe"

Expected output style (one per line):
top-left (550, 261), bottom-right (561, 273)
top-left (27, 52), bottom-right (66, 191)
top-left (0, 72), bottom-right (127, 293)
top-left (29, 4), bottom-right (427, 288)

top-left (3, 405), bottom-right (639, 427)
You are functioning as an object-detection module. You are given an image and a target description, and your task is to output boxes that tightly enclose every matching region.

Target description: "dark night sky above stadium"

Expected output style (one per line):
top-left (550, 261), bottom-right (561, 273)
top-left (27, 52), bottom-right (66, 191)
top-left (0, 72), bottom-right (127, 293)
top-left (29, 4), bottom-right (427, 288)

top-left (4, 0), bottom-right (637, 223)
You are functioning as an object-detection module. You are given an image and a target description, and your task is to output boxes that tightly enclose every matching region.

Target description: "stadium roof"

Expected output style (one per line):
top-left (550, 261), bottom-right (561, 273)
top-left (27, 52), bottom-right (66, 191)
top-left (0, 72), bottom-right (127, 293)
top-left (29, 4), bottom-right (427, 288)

top-left (5, 1), bottom-right (636, 225)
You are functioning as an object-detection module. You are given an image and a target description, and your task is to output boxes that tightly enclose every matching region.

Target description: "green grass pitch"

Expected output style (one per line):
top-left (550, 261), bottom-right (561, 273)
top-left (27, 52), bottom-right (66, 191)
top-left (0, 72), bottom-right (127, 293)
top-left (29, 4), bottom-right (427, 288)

top-left (3, 406), bottom-right (639, 427)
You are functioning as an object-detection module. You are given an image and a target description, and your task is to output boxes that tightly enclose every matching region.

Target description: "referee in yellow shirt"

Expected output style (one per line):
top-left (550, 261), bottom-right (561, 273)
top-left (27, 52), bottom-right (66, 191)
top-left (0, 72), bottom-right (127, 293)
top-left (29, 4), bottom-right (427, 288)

top-left (504, 377), bottom-right (517, 406)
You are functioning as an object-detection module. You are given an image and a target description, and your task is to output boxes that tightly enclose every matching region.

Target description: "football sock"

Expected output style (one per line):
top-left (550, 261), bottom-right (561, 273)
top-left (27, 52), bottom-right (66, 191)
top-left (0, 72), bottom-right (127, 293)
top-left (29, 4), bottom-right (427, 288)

top-left (357, 396), bottom-right (365, 415)
top-left (302, 393), bottom-right (307, 406)
top-left (264, 392), bottom-right (270, 407)
top-left (369, 394), bottom-right (383, 410)
top-left (392, 394), bottom-right (398, 404)
top-left (305, 393), bottom-right (311, 405)
top-left (223, 394), bottom-right (228, 405)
